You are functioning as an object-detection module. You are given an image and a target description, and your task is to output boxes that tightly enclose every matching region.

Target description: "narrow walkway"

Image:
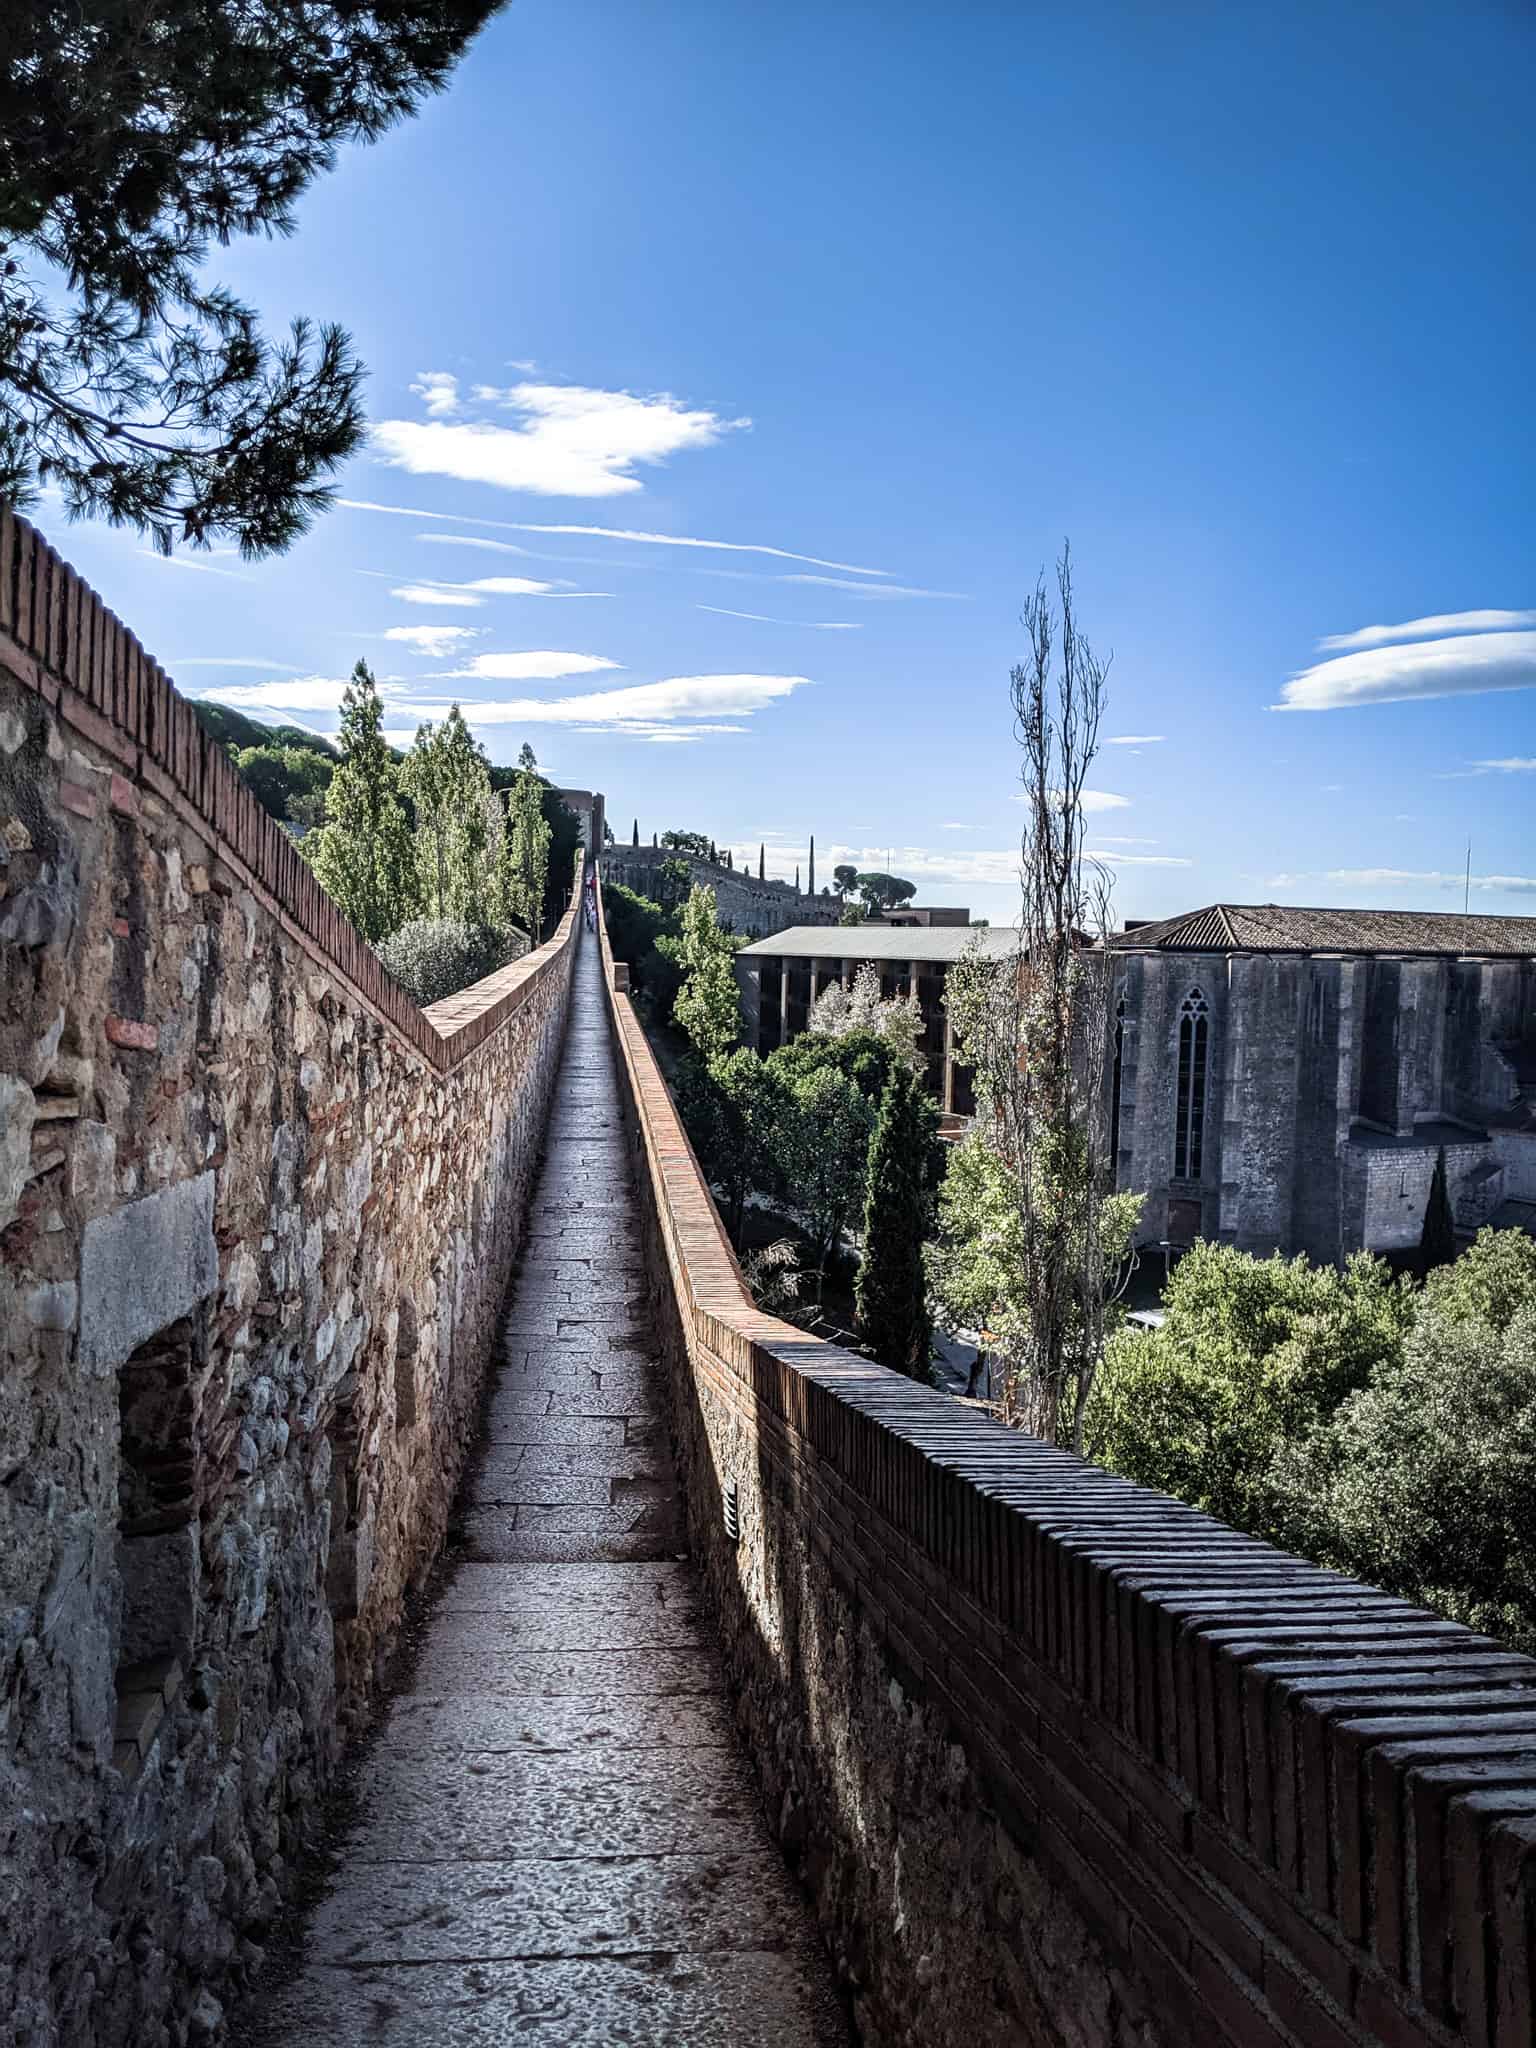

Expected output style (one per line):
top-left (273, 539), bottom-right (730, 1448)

top-left (256, 928), bottom-right (847, 2046)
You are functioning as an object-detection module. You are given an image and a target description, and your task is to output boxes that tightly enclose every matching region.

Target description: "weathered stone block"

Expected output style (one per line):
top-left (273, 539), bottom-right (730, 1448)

top-left (79, 1172), bottom-right (218, 1372)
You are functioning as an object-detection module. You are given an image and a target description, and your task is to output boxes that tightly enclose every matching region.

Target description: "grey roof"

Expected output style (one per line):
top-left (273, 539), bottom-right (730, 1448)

top-left (736, 924), bottom-right (1022, 963)
top-left (1108, 903), bottom-right (1536, 958)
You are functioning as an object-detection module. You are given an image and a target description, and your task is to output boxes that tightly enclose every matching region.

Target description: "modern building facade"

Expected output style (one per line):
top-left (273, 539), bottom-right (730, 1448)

top-left (734, 923), bottom-right (1019, 1114)
top-left (1107, 903), bottom-right (1536, 1261)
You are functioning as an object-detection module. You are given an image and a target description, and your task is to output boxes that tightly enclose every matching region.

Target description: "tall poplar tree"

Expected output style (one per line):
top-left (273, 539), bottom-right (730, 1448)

top-left (303, 661), bottom-right (413, 942)
top-left (502, 766), bottom-right (552, 940)
top-left (400, 705), bottom-right (494, 923)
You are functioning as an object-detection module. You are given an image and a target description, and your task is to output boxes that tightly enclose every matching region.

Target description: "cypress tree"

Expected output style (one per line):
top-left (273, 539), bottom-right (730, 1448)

top-left (632, 818), bottom-right (639, 846)
top-left (1419, 1145), bottom-right (1457, 1277)
top-left (808, 834), bottom-right (816, 895)
top-left (856, 1067), bottom-right (937, 1379)
top-left (758, 844), bottom-right (765, 881)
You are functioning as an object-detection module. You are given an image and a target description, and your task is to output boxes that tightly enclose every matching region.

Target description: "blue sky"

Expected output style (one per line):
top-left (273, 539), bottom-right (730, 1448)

top-left (45, 0), bottom-right (1535, 927)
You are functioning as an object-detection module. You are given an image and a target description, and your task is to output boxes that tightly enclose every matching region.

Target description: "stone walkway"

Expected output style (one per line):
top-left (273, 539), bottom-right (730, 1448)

top-left (255, 928), bottom-right (848, 2046)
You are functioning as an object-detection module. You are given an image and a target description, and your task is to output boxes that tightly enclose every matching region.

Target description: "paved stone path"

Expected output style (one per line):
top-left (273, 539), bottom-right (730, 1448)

top-left (256, 928), bottom-right (847, 2046)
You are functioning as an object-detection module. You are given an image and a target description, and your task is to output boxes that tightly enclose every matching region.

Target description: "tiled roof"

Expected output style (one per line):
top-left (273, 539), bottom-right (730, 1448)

top-left (1108, 903), bottom-right (1536, 958)
top-left (737, 925), bottom-right (1022, 963)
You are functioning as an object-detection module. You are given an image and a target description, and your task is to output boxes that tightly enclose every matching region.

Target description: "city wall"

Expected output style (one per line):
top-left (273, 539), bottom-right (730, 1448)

top-left (597, 872), bottom-right (1536, 2048)
top-left (0, 512), bottom-right (580, 2045)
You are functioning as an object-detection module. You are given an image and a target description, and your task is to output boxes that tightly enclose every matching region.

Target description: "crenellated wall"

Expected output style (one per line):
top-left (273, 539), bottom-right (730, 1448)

top-left (0, 511), bottom-right (582, 2046)
top-left (596, 873), bottom-right (1536, 2048)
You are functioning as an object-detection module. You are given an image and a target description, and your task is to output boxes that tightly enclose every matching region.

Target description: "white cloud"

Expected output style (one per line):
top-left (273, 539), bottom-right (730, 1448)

top-left (1014, 789), bottom-right (1131, 813)
top-left (390, 584), bottom-right (479, 607)
top-left (171, 657), bottom-right (304, 672)
top-left (1319, 609), bottom-right (1536, 651)
top-left (334, 496), bottom-right (891, 575)
top-left (1105, 734), bottom-right (1165, 745)
top-left (1088, 850), bottom-right (1192, 867)
top-left (384, 624), bottom-right (485, 657)
top-left (779, 575), bottom-right (964, 599)
top-left (415, 534), bottom-right (531, 556)
top-left (697, 605), bottom-right (860, 630)
top-left (445, 651), bottom-right (622, 682)
top-left (394, 673), bottom-right (809, 731)
top-left (1277, 630), bottom-right (1536, 710)
top-left (1469, 757), bottom-right (1536, 773)
top-left (202, 674), bottom-right (359, 712)
top-left (410, 372), bottom-right (462, 419)
top-left (373, 381), bottom-right (748, 498)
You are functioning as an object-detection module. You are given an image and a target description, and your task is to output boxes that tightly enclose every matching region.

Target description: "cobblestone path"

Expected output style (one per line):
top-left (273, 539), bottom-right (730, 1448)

top-left (256, 928), bottom-right (848, 2045)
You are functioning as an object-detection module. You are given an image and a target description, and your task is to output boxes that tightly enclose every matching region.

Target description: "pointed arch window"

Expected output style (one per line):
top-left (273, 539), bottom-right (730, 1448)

top-left (1174, 987), bottom-right (1209, 1180)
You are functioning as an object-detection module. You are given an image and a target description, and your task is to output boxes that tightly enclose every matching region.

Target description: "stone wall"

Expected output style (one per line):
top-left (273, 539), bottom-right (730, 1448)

top-left (602, 842), bottom-right (838, 937)
top-left (596, 873), bottom-right (1536, 2048)
top-left (0, 511), bottom-right (581, 2046)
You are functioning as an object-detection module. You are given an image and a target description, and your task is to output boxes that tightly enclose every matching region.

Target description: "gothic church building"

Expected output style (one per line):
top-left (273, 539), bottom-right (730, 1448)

top-left (1107, 904), bottom-right (1536, 1262)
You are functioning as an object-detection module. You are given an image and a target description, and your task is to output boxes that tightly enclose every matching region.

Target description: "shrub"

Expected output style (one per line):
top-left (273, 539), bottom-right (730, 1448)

top-left (1270, 1303), bottom-right (1536, 1654)
top-left (1083, 1241), bottom-right (1414, 1538)
top-left (376, 919), bottom-right (524, 1005)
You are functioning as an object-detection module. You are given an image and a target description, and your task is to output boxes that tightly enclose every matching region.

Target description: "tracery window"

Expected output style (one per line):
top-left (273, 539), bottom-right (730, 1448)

top-left (1174, 987), bottom-right (1209, 1180)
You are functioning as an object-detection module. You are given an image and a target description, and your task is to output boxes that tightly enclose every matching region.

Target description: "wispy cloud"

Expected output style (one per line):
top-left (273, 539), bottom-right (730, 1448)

top-left (779, 574), bottom-right (965, 599)
top-left (1318, 609), bottom-right (1536, 651)
top-left (415, 534), bottom-right (531, 556)
top-left (135, 549), bottom-right (250, 581)
top-left (392, 673), bottom-right (810, 738)
top-left (443, 652), bottom-right (622, 682)
top-left (1468, 757), bottom-right (1536, 774)
top-left (1327, 867), bottom-right (1536, 894)
top-left (1012, 789), bottom-right (1131, 813)
top-left (171, 656), bottom-right (304, 672)
top-left (1278, 626), bottom-right (1536, 710)
top-left (384, 624), bottom-right (485, 657)
top-left (201, 675), bottom-right (359, 712)
top-left (373, 379), bottom-right (748, 498)
top-left (387, 574), bottom-right (608, 607)
top-left (817, 841), bottom-right (1190, 891)
top-left (335, 496), bottom-right (890, 576)
top-left (1105, 733), bottom-right (1165, 745)
top-left (697, 605), bottom-right (861, 630)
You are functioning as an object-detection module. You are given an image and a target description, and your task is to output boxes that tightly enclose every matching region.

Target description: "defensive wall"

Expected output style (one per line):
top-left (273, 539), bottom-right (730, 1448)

top-left (602, 839), bottom-right (838, 938)
top-left (0, 511), bottom-right (581, 2045)
top-left (596, 870), bottom-right (1536, 2048)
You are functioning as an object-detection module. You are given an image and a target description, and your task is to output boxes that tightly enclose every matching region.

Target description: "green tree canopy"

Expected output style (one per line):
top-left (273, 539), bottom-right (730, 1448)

top-left (499, 765), bottom-right (551, 940)
top-left (832, 863), bottom-right (859, 899)
top-left (400, 705), bottom-right (494, 924)
top-left (660, 828), bottom-right (711, 858)
top-left (855, 871), bottom-right (917, 914)
top-left (302, 660), bottom-right (413, 943)
top-left (0, 0), bottom-right (496, 553)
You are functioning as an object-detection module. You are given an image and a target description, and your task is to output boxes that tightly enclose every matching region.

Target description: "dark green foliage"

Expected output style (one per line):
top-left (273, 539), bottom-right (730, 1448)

top-left (766, 1027), bottom-right (901, 1111)
top-left (1270, 1301), bottom-right (1536, 1655)
top-left (1084, 1241), bottom-right (1415, 1538)
top-left (601, 881), bottom-right (683, 1018)
top-left (677, 1048), bottom-right (787, 1247)
top-left (231, 742), bottom-right (331, 823)
top-left (485, 766), bottom-right (580, 934)
top-left (191, 700), bottom-right (337, 759)
top-left (1, 0), bottom-right (497, 553)
top-left (856, 1067), bottom-right (939, 1378)
top-left (855, 871), bottom-right (917, 913)
top-left (375, 918), bottom-right (521, 1005)
top-left (1419, 1146), bottom-right (1457, 1277)
top-left (1426, 1226), bottom-right (1536, 1331)
top-left (660, 829), bottom-right (711, 858)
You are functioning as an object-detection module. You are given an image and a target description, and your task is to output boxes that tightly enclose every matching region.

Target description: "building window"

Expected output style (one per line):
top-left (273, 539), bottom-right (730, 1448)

top-left (1174, 987), bottom-right (1209, 1180)
top-left (1109, 996), bottom-right (1126, 1173)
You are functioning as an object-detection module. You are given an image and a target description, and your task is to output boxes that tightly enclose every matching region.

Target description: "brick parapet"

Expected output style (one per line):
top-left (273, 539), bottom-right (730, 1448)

top-left (0, 504), bottom-right (574, 1067)
top-left (596, 874), bottom-right (1536, 2048)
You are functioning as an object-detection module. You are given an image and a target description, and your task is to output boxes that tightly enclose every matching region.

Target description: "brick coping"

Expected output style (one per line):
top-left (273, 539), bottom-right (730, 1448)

top-left (0, 506), bottom-right (579, 1070)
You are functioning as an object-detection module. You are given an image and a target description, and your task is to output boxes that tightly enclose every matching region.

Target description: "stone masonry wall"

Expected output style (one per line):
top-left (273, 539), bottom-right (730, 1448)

top-left (0, 511), bottom-right (581, 2046)
top-left (602, 842), bottom-right (838, 937)
top-left (597, 873), bottom-right (1536, 2048)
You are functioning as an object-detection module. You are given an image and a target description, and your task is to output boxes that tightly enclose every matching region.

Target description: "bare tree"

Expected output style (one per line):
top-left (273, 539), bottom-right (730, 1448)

top-left (944, 545), bottom-right (1140, 1447)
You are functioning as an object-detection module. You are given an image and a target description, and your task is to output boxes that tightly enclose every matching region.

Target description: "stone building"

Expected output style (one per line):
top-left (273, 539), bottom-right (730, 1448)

top-left (602, 841), bottom-right (837, 938)
top-left (734, 922), bottom-right (1019, 1114)
top-left (1107, 902), bottom-right (1536, 1261)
